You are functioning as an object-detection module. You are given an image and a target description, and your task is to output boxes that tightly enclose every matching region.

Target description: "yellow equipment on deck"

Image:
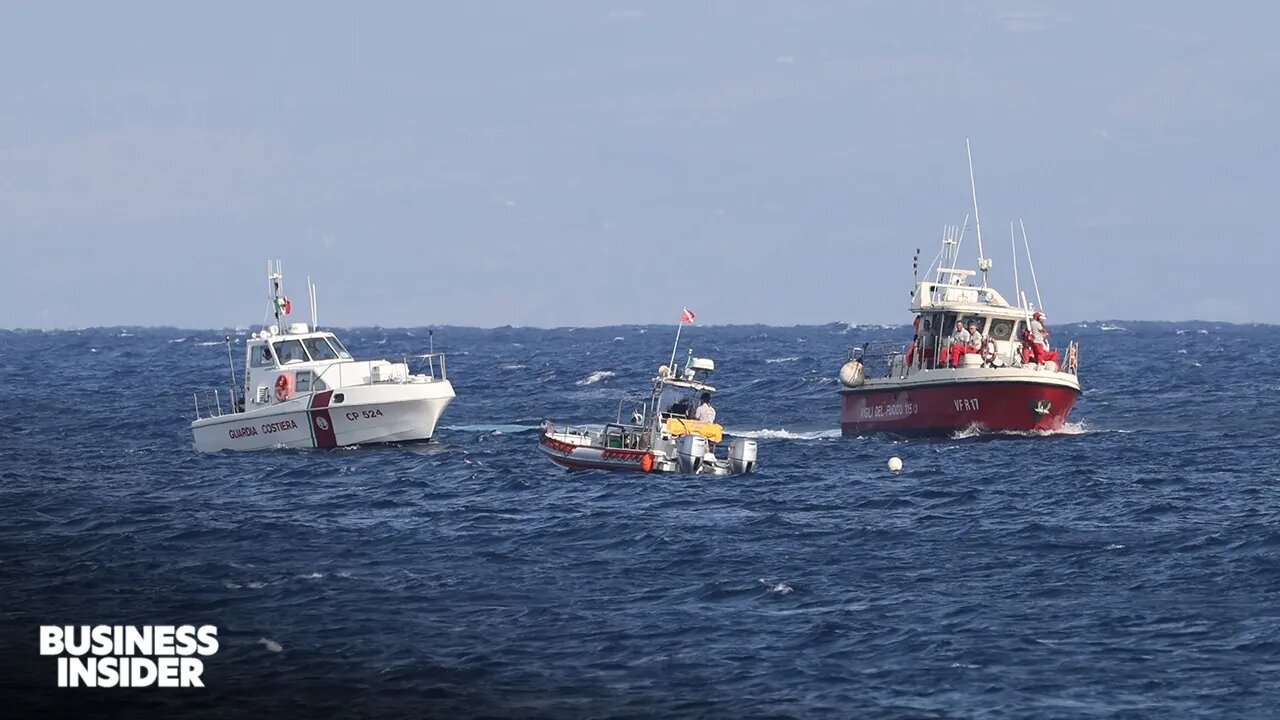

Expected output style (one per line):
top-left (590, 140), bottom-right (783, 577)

top-left (664, 417), bottom-right (723, 443)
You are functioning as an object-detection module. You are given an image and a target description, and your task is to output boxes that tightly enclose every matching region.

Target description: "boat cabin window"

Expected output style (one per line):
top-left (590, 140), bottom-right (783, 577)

top-left (295, 371), bottom-right (327, 393)
top-left (988, 319), bottom-right (1015, 341)
top-left (250, 344), bottom-right (276, 368)
top-left (303, 337), bottom-right (340, 361)
top-left (960, 316), bottom-right (988, 335)
top-left (273, 339), bottom-right (309, 364)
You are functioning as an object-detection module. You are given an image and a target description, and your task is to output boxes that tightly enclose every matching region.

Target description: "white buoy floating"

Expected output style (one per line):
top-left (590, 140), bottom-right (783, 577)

top-left (887, 456), bottom-right (903, 472)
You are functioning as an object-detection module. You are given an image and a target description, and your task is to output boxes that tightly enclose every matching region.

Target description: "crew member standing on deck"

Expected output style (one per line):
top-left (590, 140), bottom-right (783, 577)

top-left (947, 320), bottom-right (970, 368)
top-left (1029, 311), bottom-right (1059, 365)
top-left (694, 392), bottom-right (716, 423)
top-left (905, 314), bottom-right (921, 366)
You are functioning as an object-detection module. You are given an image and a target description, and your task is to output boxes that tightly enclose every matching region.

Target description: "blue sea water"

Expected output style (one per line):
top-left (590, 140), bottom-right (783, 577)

top-left (1, 321), bottom-right (1279, 718)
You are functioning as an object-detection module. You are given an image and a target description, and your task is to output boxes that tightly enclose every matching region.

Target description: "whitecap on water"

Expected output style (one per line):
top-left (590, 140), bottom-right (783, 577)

top-left (765, 357), bottom-right (799, 364)
top-left (258, 638), bottom-right (283, 653)
top-left (501, 364), bottom-right (528, 370)
top-left (759, 578), bottom-right (794, 595)
top-left (576, 370), bottom-right (616, 386)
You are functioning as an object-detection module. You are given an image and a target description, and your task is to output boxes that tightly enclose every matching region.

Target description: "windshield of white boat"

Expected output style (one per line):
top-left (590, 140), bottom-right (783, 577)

top-left (302, 336), bottom-right (340, 361)
top-left (273, 339), bottom-right (309, 364)
top-left (658, 386), bottom-right (698, 418)
top-left (326, 334), bottom-right (353, 359)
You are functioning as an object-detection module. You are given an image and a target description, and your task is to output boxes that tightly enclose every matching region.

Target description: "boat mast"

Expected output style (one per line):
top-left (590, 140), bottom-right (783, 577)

top-left (268, 260), bottom-right (284, 331)
top-left (224, 334), bottom-right (239, 412)
top-left (965, 139), bottom-right (990, 287)
top-left (1019, 219), bottom-right (1045, 313)
top-left (1010, 221), bottom-right (1022, 308)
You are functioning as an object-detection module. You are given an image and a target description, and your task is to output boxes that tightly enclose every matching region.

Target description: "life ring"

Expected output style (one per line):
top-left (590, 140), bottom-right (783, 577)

top-left (980, 338), bottom-right (998, 366)
top-left (640, 452), bottom-right (654, 473)
top-left (274, 374), bottom-right (294, 402)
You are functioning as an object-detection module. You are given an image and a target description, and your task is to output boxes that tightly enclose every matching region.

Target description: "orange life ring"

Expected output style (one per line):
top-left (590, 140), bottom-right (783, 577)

top-left (274, 374), bottom-right (294, 402)
top-left (640, 452), bottom-right (654, 473)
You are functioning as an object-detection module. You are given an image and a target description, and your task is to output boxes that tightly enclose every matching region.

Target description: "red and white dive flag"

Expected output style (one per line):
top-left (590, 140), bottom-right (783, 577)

top-left (680, 307), bottom-right (696, 324)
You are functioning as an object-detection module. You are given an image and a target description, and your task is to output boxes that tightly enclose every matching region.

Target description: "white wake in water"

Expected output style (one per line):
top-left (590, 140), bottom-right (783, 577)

top-left (728, 428), bottom-right (842, 440)
top-left (950, 420), bottom-right (1091, 440)
top-left (444, 423), bottom-right (541, 434)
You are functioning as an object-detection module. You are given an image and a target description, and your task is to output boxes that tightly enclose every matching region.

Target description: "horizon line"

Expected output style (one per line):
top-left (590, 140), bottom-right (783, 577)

top-left (1, 318), bottom-right (1275, 332)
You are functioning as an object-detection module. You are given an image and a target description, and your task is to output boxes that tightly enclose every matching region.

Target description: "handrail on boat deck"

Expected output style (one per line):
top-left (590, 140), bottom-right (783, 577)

top-left (850, 337), bottom-right (1080, 378)
top-left (193, 387), bottom-right (238, 420)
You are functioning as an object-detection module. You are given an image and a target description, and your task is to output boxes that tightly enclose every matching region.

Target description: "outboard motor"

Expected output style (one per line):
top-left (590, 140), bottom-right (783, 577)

top-left (839, 360), bottom-right (865, 388)
top-left (676, 434), bottom-right (708, 474)
top-left (728, 439), bottom-right (758, 474)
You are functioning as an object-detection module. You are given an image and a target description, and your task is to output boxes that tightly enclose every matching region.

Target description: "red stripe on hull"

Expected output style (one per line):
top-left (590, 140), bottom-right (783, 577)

top-left (545, 452), bottom-right (647, 473)
top-left (308, 390), bottom-right (338, 448)
top-left (841, 380), bottom-right (1079, 436)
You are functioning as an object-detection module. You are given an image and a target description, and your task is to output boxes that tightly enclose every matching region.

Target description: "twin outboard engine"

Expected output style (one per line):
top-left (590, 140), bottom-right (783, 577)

top-left (728, 439), bottom-right (758, 474)
top-left (676, 434), bottom-right (708, 474)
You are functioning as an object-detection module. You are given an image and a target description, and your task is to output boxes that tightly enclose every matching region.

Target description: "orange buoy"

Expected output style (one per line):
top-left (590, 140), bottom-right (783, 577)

top-left (640, 452), bottom-right (654, 473)
top-left (274, 373), bottom-right (295, 402)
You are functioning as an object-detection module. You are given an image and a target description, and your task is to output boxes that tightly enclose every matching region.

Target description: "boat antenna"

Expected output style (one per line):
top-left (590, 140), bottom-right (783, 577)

top-left (1010, 221), bottom-right (1022, 308)
top-left (911, 247), bottom-right (920, 296)
top-left (224, 334), bottom-right (239, 412)
top-left (667, 308), bottom-right (690, 372)
top-left (1019, 219), bottom-right (1044, 312)
top-left (308, 276), bottom-right (318, 330)
top-left (269, 259), bottom-right (284, 331)
top-left (429, 328), bottom-right (434, 354)
top-left (966, 139), bottom-right (989, 287)
top-left (951, 214), bottom-right (970, 279)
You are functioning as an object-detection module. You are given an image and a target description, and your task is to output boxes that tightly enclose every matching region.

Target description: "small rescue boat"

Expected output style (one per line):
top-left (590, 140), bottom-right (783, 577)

top-left (190, 261), bottom-right (455, 451)
top-left (539, 316), bottom-right (758, 475)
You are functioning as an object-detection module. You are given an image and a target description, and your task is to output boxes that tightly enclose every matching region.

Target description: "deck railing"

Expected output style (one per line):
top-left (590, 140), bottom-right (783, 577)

top-left (193, 387), bottom-right (239, 420)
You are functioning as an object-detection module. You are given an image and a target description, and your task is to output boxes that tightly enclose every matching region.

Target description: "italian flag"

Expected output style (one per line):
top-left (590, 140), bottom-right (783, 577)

top-left (276, 297), bottom-right (292, 315)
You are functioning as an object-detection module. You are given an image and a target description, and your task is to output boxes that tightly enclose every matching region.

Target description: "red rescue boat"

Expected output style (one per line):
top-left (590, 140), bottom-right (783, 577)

top-left (839, 143), bottom-right (1081, 437)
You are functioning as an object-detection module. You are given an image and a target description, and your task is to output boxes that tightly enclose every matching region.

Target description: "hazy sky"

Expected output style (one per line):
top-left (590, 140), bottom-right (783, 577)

top-left (1, 2), bottom-right (1276, 328)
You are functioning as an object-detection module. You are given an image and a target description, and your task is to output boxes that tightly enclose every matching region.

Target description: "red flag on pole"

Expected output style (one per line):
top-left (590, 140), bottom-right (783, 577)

top-left (680, 307), bottom-right (695, 324)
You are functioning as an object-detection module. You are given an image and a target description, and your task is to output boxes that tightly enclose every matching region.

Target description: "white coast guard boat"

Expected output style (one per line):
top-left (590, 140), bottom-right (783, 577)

top-left (191, 261), bottom-right (455, 452)
top-left (539, 318), bottom-right (758, 475)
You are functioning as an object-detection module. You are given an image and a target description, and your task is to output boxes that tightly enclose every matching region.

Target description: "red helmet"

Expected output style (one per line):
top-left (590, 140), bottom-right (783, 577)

top-left (1032, 311), bottom-right (1043, 319)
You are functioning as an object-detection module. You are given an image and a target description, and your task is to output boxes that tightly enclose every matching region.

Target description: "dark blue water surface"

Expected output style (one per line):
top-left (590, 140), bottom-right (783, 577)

top-left (2, 321), bottom-right (1279, 718)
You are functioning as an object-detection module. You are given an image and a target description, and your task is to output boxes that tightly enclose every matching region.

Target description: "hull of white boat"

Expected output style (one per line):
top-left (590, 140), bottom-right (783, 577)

top-left (191, 381), bottom-right (454, 452)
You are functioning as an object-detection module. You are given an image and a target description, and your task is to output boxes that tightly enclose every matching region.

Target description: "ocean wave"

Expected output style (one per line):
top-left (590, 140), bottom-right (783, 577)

top-left (765, 357), bottom-right (799, 364)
